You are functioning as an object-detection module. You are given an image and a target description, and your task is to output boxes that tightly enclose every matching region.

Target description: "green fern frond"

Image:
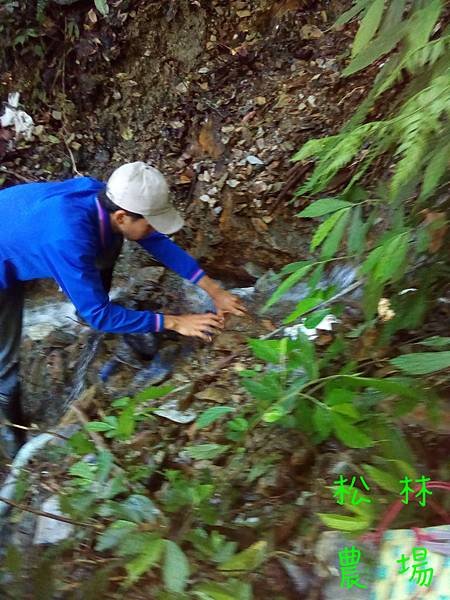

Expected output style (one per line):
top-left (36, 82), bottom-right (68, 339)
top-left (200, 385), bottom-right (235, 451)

top-left (405, 37), bottom-right (450, 74)
top-left (419, 141), bottom-right (450, 201)
top-left (296, 122), bottom-right (384, 195)
top-left (292, 135), bottom-right (341, 162)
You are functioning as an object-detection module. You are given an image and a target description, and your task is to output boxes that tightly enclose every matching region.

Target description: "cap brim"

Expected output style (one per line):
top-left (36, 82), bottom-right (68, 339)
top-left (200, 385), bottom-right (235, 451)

top-left (144, 207), bottom-right (185, 235)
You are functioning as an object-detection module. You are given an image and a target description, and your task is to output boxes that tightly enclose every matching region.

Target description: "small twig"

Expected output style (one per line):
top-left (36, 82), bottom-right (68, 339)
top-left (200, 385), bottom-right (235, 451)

top-left (3, 420), bottom-right (69, 441)
top-left (63, 131), bottom-right (83, 177)
top-left (0, 494), bottom-right (98, 529)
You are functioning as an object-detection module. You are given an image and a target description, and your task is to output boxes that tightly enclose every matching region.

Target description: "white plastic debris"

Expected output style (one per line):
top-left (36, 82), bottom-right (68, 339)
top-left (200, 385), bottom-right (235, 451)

top-left (284, 314), bottom-right (339, 341)
top-left (1, 92), bottom-right (34, 139)
top-left (246, 154), bottom-right (264, 165)
top-left (154, 400), bottom-right (197, 424)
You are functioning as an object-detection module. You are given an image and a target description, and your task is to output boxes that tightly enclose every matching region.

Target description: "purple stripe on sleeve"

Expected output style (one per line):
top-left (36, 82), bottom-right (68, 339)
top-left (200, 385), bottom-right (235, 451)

top-left (190, 268), bottom-right (206, 284)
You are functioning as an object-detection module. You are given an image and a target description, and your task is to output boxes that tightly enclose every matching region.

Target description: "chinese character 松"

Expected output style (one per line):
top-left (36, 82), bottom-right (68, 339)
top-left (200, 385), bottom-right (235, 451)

top-left (333, 475), bottom-right (372, 506)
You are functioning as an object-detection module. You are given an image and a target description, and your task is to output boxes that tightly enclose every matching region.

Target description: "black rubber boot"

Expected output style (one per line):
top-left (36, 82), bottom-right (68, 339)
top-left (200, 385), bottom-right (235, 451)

top-left (0, 393), bottom-right (27, 460)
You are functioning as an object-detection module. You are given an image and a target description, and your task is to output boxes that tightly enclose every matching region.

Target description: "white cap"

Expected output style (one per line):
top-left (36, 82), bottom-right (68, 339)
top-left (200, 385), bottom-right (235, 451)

top-left (106, 162), bottom-right (184, 235)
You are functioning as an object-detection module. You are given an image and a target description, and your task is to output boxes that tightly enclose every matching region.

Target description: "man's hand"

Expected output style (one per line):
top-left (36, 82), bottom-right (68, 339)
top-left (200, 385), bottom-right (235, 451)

top-left (209, 288), bottom-right (247, 318)
top-left (164, 313), bottom-right (224, 341)
top-left (198, 275), bottom-right (247, 318)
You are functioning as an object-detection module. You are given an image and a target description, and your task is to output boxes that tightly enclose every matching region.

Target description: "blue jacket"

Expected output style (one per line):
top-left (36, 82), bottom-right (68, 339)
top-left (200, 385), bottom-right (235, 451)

top-left (0, 177), bottom-right (205, 333)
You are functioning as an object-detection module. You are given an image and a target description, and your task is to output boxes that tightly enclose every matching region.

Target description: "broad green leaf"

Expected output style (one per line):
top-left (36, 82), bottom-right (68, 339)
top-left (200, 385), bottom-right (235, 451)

top-left (163, 540), bottom-right (190, 593)
top-left (196, 407), bottom-right (234, 428)
top-left (97, 450), bottom-right (114, 484)
top-left (284, 295), bottom-right (322, 323)
top-left (95, 520), bottom-right (138, 552)
top-left (219, 541), bottom-right (267, 572)
top-left (94, 0), bottom-right (109, 16)
top-left (264, 264), bottom-right (313, 309)
top-left (69, 461), bottom-right (95, 481)
top-left (334, 0), bottom-right (372, 27)
top-left (308, 263), bottom-right (325, 289)
top-left (332, 414), bottom-right (373, 448)
top-left (325, 387), bottom-right (355, 405)
top-left (343, 23), bottom-right (407, 76)
top-left (135, 384), bottom-right (174, 402)
top-left (303, 308), bottom-right (333, 329)
top-left (362, 464), bottom-right (399, 493)
top-left (390, 352), bottom-right (450, 375)
top-left (320, 210), bottom-right (350, 258)
top-left (390, 458), bottom-right (418, 481)
top-left (280, 260), bottom-right (312, 275)
top-left (374, 234), bottom-right (409, 283)
top-left (360, 244), bottom-right (383, 275)
top-left (126, 538), bottom-right (163, 585)
top-left (313, 405), bottom-right (333, 439)
top-left (339, 375), bottom-right (423, 400)
top-left (111, 396), bottom-right (131, 408)
top-left (68, 431), bottom-right (95, 455)
top-left (298, 198), bottom-right (352, 218)
top-left (347, 205), bottom-right (366, 254)
top-left (242, 375), bottom-right (282, 402)
top-left (352, 0), bottom-right (385, 57)
top-left (262, 405), bottom-right (286, 423)
top-left (186, 444), bottom-right (230, 460)
top-left (248, 339), bottom-right (282, 363)
top-left (406, 0), bottom-right (443, 51)
top-left (331, 403), bottom-right (360, 419)
top-left (117, 404), bottom-right (135, 439)
top-left (118, 495), bottom-right (159, 523)
top-left (419, 336), bottom-right (450, 348)
top-left (311, 210), bottom-right (345, 250)
top-left (86, 421), bottom-right (115, 432)
top-left (194, 579), bottom-right (252, 600)
top-left (317, 513), bottom-right (370, 532)
top-left (381, 0), bottom-right (406, 30)
top-left (362, 274), bottom-right (383, 319)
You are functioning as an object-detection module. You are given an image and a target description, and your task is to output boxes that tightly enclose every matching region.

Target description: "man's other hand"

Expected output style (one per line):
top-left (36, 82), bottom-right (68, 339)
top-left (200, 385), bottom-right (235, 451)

top-left (198, 275), bottom-right (247, 318)
top-left (210, 289), bottom-right (247, 318)
top-left (164, 313), bottom-right (224, 341)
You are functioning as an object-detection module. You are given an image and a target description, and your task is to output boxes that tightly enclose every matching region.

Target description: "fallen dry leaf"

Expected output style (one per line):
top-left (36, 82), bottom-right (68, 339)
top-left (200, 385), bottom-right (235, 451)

top-left (194, 387), bottom-right (227, 403)
top-left (198, 118), bottom-right (225, 159)
top-left (422, 210), bottom-right (448, 253)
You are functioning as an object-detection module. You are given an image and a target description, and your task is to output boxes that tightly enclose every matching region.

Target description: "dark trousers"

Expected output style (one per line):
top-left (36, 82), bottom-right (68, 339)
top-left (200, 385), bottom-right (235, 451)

top-left (0, 236), bottom-right (123, 433)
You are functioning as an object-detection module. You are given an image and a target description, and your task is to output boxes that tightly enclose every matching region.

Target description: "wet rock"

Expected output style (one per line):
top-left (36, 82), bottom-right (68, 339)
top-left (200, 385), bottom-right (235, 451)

top-left (94, 149), bottom-right (111, 164)
top-left (279, 558), bottom-right (314, 596)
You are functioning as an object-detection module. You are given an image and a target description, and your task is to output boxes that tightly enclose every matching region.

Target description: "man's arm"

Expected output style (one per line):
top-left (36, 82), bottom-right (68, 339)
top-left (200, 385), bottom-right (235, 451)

top-left (138, 231), bottom-right (206, 283)
top-left (138, 232), bottom-right (247, 317)
top-left (45, 241), bottom-right (164, 333)
top-left (46, 240), bottom-right (224, 339)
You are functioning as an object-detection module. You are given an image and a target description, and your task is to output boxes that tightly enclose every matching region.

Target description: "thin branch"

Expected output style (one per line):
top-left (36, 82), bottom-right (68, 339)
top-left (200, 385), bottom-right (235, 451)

top-left (63, 131), bottom-right (83, 177)
top-left (4, 420), bottom-right (69, 441)
top-left (0, 494), bottom-right (98, 528)
top-left (260, 279), bottom-right (363, 340)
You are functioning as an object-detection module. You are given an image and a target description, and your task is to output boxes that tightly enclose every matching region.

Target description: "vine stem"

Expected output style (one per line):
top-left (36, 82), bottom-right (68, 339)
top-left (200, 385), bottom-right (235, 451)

top-left (0, 494), bottom-right (99, 529)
